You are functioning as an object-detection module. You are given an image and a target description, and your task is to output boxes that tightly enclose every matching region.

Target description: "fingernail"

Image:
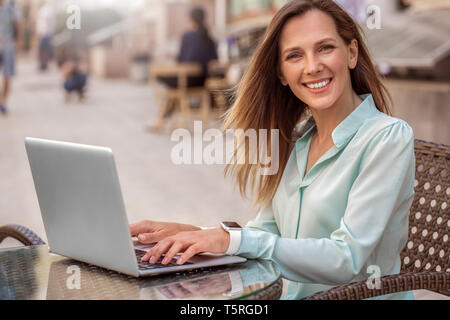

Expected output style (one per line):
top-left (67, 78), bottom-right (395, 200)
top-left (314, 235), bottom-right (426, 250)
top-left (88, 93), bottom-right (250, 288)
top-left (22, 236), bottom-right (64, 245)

top-left (162, 257), bottom-right (168, 265)
top-left (177, 258), bottom-right (183, 265)
top-left (149, 256), bottom-right (156, 264)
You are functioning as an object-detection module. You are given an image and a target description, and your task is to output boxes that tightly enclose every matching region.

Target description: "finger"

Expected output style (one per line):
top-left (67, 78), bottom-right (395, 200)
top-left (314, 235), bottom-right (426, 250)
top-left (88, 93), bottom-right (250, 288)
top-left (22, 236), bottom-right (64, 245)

top-left (141, 242), bottom-right (160, 262)
top-left (144, 238), bottom-right (174, 264)
top-left (129, 221), bottom-right (152, 236)
top-left (129, 222), bottom-right (144, 236)
top-left (137, 231), bottom-right (166, 244)
top-left (141, 244), bottom-right (158, 262)
top-left (177, 244), bottom-right (201, 265)
top-left (162, 241), bottom-right (184, 265)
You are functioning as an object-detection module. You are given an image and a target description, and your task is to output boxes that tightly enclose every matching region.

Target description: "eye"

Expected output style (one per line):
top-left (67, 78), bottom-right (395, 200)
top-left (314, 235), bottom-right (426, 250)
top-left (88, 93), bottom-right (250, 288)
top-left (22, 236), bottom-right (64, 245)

top-left (286, 53), bottom-right (302, 60)
top-left (320, 45), bottom-right (335, 52)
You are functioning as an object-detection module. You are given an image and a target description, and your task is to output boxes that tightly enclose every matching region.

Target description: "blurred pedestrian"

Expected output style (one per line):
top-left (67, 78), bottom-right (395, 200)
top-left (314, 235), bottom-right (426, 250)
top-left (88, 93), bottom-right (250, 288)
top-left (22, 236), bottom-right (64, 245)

top-left (59, 49), bottom-right (88, 102)
top-left (149, 6), bottom-right (218, 132)
top-left (36, 0), bottom-right (54, 71)
top-left (0, 0), bottom-right (20, 115)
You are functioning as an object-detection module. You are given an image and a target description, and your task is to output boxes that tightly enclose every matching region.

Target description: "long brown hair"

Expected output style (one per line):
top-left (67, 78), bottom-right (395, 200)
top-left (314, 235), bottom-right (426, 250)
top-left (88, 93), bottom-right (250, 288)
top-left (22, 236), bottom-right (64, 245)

top-left (223, 0), bottom-right (392, 208)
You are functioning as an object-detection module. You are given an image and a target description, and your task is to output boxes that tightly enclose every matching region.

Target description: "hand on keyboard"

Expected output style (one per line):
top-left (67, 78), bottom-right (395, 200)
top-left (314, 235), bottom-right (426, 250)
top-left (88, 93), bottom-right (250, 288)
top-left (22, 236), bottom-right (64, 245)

top-left (135, 249), bottom-right (190, 270)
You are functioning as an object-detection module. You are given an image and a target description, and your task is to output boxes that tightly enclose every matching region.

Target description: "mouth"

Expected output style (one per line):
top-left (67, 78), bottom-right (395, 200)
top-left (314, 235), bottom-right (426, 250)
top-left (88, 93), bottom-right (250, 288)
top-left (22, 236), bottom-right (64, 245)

top-left (302, 78), bottom-right (333, 93)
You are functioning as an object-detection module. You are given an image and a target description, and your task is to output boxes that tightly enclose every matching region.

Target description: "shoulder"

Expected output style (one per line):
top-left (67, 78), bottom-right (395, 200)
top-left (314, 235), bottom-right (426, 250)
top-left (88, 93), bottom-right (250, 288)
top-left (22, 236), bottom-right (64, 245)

top-left (361, 114), bottom-right (414, 145)
top-left (182, 31), bottom-right (197, 40)
top-left (355, 114), bottom-right (415, 161)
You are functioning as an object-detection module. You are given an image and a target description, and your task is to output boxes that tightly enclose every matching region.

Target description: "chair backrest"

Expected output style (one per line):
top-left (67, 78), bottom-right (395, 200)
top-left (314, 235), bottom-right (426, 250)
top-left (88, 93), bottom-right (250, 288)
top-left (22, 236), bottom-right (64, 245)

top-left (400, 140), bottom-right (449, 273)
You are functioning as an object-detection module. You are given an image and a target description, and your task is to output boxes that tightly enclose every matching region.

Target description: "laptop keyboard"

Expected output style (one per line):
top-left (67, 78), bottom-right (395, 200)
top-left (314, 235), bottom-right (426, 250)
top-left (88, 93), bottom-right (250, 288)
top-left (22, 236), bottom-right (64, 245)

top-left (135, 249), bottom-right (192, 270)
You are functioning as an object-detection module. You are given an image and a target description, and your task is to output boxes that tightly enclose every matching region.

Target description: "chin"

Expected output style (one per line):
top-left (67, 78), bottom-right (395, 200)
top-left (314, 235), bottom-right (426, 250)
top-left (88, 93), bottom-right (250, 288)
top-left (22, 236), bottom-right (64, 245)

top-left (302, 94), bottom-right (337, 111)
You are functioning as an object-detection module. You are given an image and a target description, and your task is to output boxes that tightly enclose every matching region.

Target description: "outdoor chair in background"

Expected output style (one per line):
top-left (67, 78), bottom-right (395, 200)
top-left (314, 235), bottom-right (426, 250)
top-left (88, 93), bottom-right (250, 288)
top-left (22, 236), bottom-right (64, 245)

top-left (1, 140), bottom-right (449, 300)
top-left (148, 62), bottom-right (211, 131)
top-left (204, 60), bottom-right (233, 119)
top-left (205, 76), bottom-right (232, 119)
top-left (204, 60), bottom-right (248, 120)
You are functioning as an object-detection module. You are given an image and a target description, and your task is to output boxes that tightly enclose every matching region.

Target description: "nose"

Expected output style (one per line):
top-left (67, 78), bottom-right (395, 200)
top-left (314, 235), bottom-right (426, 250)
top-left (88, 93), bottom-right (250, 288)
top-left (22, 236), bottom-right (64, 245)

top-left (304, 53), bottom-right (322, 75)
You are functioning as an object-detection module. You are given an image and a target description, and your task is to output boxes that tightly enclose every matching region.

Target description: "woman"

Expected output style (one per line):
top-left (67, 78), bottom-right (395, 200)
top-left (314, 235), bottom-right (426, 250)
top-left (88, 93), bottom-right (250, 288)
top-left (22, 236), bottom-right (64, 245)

top-left (131, 0), bottom-right (415, 300)
top-left (149, 6), bottom-right (218, 131)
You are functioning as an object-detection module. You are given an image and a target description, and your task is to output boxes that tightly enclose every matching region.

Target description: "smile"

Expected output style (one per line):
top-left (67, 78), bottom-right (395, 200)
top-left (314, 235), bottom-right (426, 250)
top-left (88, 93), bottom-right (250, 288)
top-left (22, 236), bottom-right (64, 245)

top-left (302, 78), bottom-right (333, 93)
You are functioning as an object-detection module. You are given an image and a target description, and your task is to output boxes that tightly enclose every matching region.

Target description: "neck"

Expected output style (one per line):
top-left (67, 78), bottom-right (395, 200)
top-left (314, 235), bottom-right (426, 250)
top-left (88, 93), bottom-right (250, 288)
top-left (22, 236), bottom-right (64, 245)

top-left (309, 87), bottom-right (362, 145)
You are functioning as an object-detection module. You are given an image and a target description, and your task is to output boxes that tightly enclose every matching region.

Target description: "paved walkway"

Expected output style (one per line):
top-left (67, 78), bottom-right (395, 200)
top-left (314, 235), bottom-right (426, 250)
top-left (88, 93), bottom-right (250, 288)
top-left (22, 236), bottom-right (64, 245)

top-left (0, 57), bottom-right (254, 246)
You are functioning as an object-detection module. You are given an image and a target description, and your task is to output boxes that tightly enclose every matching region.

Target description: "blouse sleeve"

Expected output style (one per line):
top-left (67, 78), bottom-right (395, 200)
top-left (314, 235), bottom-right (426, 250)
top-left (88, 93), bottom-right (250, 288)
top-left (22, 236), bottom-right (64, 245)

top-left (245, 204), bottom-right (281, 236)
top-left (235, 121), bottom-right (415, 285)
top-left (225, 204), bottom-right (281, 255)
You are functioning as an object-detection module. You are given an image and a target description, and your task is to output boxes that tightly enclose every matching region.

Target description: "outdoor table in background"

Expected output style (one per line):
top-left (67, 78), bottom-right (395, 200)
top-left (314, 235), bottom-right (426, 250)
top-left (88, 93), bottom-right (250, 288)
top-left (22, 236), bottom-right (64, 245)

top-left (149, 62), bottom-right (212, 129)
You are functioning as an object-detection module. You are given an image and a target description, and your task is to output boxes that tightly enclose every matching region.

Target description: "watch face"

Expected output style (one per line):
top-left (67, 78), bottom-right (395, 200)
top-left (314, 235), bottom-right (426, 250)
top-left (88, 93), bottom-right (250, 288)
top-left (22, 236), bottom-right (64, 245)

top-left (222, 222), bottom-right (242, 229)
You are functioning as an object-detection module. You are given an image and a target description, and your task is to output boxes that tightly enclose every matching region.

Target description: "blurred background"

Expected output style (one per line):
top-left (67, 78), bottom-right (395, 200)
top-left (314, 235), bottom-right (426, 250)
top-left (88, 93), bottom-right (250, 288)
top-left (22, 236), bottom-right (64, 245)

top-left (0, 0), bottom-right (449, 253)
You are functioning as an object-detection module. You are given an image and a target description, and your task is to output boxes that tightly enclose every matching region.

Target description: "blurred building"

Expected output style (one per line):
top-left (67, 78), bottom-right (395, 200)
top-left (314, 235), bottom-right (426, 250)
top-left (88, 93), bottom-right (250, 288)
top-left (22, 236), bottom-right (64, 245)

top-left (9, 0), bottom-right (448, 143)
top-left (85, 0), bottom-right (450, 144)
top-left (203, 0), bottom-right (450, 144)
top-left (359, 1), bottom-right (450, 81)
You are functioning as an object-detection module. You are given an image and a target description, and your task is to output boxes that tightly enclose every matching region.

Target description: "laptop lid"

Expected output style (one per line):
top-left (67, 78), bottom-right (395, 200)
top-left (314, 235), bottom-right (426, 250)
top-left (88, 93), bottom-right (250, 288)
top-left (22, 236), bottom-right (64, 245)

top-left (25, 137), bottom-right (140, 276)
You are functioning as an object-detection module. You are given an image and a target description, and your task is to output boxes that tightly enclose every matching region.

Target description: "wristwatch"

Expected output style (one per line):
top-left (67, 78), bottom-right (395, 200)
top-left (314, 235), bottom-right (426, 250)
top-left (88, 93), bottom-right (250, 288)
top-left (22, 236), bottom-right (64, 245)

top-left (220, 221), bottom-right (242, 232)
top-left (220, 222), bottom-right (242, 256)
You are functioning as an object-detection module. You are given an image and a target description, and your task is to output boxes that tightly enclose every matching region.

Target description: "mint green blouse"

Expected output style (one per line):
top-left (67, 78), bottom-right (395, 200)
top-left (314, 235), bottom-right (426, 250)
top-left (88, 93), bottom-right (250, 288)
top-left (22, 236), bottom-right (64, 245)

top-left (235, 94), bottom-right (416, 300)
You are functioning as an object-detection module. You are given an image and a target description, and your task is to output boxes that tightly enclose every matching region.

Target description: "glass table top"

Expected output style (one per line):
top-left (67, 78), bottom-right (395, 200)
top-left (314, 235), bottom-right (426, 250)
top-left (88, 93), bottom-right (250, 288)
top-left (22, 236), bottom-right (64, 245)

top-left (0, 245), bottom-right (282, 300)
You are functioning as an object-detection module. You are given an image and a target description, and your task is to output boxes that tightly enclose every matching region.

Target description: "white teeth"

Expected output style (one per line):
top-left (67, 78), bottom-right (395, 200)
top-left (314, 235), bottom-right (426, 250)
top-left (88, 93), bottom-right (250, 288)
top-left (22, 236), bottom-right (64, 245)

top-left (306, 79), bottom-right (330, 89)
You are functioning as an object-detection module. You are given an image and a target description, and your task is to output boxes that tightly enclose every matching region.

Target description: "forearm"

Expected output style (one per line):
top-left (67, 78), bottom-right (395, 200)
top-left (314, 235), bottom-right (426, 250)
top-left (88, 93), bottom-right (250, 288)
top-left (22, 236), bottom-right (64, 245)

top-left (236, 227), bottom-right (362, 286)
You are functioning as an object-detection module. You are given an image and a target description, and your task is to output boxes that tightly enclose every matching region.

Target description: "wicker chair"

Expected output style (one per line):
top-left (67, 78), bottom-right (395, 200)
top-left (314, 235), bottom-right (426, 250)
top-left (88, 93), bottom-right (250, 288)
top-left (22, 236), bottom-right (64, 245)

top-left (304, 139), bottom-right (449, 300)
top-left (1, 140), bottom-right (448, 299)
top-left (0, 224), bottom-right (45, 246)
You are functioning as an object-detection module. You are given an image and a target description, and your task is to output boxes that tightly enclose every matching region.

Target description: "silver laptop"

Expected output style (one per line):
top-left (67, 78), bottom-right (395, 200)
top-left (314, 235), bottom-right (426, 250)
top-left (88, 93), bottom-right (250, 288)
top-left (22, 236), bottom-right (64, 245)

top-left (24, 137), bottom-right (246, 277)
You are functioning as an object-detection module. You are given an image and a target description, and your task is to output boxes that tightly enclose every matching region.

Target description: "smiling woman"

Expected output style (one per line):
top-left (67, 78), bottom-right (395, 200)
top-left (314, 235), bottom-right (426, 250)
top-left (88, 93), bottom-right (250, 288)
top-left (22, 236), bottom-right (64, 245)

top-left (131, 0), bottom-right (416, 300)
top-left (223, 0), bottom-right (393, 207)
top-left (222, 0), bottom-right (414, 300)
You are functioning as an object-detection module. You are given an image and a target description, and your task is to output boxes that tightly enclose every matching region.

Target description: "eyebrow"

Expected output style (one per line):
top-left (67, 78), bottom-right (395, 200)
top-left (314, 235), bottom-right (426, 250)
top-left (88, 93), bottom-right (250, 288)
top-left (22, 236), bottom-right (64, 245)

top-left (282, 37), bottom-right (337, 56)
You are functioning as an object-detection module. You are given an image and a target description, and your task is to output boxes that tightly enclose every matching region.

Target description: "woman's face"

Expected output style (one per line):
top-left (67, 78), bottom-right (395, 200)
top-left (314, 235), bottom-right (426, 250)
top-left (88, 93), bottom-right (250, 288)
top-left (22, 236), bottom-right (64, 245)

top-left (278, 10), bottom-right (358, 111)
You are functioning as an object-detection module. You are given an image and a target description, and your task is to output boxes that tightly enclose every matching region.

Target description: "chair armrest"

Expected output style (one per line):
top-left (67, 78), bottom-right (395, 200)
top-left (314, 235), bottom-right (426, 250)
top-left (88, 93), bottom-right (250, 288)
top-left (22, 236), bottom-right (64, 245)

top-left (0, 224), bottom-right (46, 246)
top-left (302, 271), bottom-right (450, 300)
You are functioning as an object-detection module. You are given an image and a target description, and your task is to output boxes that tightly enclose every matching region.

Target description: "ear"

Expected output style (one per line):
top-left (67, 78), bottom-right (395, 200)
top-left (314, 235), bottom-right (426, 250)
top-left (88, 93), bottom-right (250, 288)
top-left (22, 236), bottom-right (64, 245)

top-left (277, 65), bottom-right (288, 86)
top-left (279, 75), bottom-right (288, 86)
top-left (348, 39), bottom-right (358, 70)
